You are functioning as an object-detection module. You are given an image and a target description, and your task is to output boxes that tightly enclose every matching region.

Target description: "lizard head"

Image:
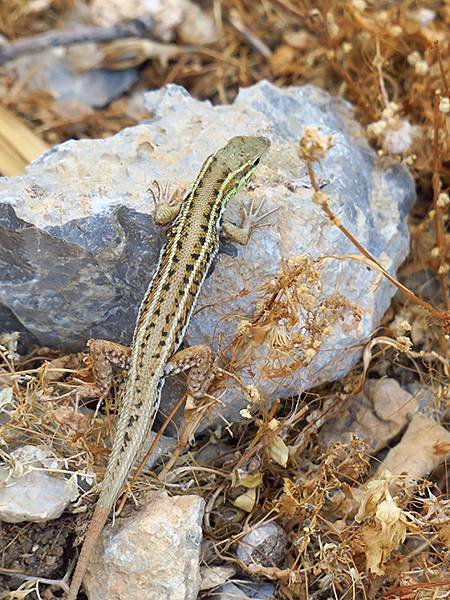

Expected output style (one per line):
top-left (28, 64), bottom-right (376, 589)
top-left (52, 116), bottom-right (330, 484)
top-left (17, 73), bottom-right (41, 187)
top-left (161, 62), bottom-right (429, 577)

top-left (214, 135), bottom-right (271, 198)
top-left (221, 135), bottom-right (270, 174)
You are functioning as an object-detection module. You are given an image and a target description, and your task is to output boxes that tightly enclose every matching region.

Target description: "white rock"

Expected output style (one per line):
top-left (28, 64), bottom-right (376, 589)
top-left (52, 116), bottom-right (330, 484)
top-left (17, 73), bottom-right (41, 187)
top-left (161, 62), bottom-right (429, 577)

top-left (0, 445), bottom-right (79, 523)
top-left (90, 0), bottom-right (218, 44)
top-left (84, 491), bottom-right (205, 600)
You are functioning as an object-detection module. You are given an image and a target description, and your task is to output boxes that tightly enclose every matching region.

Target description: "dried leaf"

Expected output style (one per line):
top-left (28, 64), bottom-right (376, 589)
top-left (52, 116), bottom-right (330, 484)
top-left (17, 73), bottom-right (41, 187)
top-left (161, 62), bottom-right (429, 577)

top-left (233, 487), bottom-right (256, 512)
top-left (354, 476), bottom-right (389, 523)
top-left (355, 473), bottom-right (417, 575)
top-left (53, 406), bottom-right (88, 434)
top-left (268, 435), bottom-right (289, 467)
top-left (232, 471), bottom-right (262, 489)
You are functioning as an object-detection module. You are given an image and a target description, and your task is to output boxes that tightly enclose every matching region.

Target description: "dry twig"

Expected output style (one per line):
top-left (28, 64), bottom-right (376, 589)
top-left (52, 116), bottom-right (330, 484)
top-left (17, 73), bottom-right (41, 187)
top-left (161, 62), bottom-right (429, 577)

top-left (0, 19), bottom-right (156, 64)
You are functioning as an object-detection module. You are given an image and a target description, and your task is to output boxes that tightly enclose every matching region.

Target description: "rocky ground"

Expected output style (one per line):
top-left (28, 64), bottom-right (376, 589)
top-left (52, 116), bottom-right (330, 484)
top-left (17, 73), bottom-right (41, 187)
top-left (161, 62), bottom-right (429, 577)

top-left (0, 2), bottom-right (448, 599)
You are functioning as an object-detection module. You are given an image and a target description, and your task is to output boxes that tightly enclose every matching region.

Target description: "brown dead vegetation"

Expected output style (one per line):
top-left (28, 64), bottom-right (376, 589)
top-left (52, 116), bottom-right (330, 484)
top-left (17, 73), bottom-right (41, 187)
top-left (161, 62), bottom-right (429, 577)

top-left (0, 1), bottom-right (449, 599)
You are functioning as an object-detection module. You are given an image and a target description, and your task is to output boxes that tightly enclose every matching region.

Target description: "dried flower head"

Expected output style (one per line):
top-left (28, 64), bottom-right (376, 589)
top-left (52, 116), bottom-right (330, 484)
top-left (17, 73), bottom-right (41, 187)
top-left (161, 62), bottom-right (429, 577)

top-left (390, 316), bottom-right (412, 337)
top-left (437, 192), bottom-right (449, 208)
top-left (367, 120), bottom-right (387, 138)
top-left (245, 384), bottom-right (261, 404)
top-left (431, 246), bottom-right (440, 258)
top-left (237, 319), bottom-right (252, 335)
top-left (367, 103), bottom-right (417, 155)
top-left (240, 406), bottom-right (253, 419)
top-left (396, 335), bottom-right (413, 351)
top-left (382, 118), bottom-right (417, 154)
top-left (352, 0), bottom-right (366, 11)
top-left (299, 126), bottom-right (334, 162)
top-left (439, 97), bottom-right (450, 114)
top-left (414, 60), bottom-right (428, 76)
top-left (409, 7), bottom-right (436, 25)
top-left (388, 25), bottom-right (402, 37)
top-left (407, 51), bottom-right (421, 66)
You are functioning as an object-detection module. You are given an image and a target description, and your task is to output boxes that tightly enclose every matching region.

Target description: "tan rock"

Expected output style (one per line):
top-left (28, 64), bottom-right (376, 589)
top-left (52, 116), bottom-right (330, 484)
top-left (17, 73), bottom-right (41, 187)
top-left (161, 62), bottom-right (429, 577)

top-left (84, 490), bottom-right (205, 600)
top-left (378, 414), bottom-right (450, 479)
top-left (319, 378), bottom-right (418, 453)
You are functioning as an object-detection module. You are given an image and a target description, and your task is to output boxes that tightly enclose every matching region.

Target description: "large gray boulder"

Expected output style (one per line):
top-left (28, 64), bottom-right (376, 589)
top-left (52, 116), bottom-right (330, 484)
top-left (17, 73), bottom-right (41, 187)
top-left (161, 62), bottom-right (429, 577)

top-left (0, 82), bottom-right (415, 422)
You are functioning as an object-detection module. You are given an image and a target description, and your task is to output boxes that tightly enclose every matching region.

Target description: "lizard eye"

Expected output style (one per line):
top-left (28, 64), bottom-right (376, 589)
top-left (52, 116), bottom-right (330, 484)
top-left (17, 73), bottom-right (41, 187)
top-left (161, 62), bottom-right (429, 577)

top-left (252, 157), bottom-right (261, 167)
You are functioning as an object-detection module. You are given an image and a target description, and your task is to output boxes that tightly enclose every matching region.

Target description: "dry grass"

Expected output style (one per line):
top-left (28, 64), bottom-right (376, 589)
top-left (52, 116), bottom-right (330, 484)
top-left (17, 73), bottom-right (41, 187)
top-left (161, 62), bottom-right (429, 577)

top-left (0, 1), bottom-right (449, 599)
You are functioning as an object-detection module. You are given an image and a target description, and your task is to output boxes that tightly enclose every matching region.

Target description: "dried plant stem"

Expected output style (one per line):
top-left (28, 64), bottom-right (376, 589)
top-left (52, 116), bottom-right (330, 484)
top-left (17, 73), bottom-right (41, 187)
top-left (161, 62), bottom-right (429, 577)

top-left (431, 94), bottom-right (449, 311)
top-left (234, 399), bottom-right (281, 471)
top-left (385, 578), bottom-right (450, 599)
top-left (0, 567), bottom-right (70, 593)
top-left (362, 336), bottom-right (449, 380)
top-left (269, 0), bottom-right (307, 21)
top-left (158, 395), bottom-right (217, 481)
top-left (0, 20), bottom-right (156, 64)
top-left (329, 59), bottom-right (376, 119)
top-left (375, 38), bottom-right (389, 108)
top-left (433, 41), bottom-right (449, 97)
top-left (229, 10), bottom-right (272, 58)
top-left (305, 160), bottom-right (450, 331)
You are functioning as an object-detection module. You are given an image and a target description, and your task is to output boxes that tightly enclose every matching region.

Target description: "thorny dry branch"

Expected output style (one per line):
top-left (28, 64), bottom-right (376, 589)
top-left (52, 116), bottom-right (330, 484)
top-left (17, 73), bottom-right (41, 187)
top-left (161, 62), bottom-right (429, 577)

top-left (300, 130), bottom-right (449, 339)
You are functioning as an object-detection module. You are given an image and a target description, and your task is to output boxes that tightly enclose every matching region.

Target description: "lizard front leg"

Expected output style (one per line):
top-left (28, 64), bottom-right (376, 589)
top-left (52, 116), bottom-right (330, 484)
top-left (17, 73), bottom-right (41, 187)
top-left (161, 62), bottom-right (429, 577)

top-left (222, 196), bottom-right (277, 245)
top-left (148, 179), bottom-right (185, 226)
top-left (150, 180), bottom-right (276, 247)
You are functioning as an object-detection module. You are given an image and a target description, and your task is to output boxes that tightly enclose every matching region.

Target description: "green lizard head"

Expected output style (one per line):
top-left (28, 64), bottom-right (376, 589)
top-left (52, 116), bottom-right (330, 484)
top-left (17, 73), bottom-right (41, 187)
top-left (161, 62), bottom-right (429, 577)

top-left (222, 134), bottom-right (270, 178)
top-left (214, 135), bottom-right (270, 199)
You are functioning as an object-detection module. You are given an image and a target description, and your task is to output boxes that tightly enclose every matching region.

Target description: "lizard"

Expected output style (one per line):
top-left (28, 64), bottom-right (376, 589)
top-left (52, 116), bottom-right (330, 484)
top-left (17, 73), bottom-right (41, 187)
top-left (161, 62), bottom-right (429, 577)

top-left (67, 135), bottom-right (271, 600)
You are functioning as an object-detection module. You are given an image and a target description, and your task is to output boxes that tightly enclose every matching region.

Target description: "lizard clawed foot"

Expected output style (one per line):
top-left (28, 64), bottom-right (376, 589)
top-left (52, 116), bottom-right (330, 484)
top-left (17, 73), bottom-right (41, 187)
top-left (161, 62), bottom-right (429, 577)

top-left (68, 338), bottom-right (131, 410)
top-left (241, 196), bottom-right (278, 230)
top-left (148, 179), bottom-right (185, 226)
top-left (223, 197), bottom-right (278, 245)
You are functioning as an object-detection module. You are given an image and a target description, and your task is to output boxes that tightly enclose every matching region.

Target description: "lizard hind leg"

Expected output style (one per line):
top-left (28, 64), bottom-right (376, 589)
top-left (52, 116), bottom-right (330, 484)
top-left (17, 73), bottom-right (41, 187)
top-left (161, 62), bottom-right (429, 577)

top-left (165, 344), bottom-right (218, 398)
top-left (75, 339), bottom-right (132, 402)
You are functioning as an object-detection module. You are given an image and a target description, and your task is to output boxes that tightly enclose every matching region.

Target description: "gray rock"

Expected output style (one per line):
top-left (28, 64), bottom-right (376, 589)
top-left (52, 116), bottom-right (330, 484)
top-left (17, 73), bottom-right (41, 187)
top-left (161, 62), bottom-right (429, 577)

top-left (7, 47), bottom-right (138, 108)
top-left (236, 522), bottom-right (288, 567)
top-left (0, 445), bottom-right (79, 523)
top-left (217, 581), bottom-right (276, 599)
top-left (143, 431), bottom-right (177, 470)
top-left (0, 82), bottom-right (415, 426)
top-left (84, 490), bottom-right (205, 600)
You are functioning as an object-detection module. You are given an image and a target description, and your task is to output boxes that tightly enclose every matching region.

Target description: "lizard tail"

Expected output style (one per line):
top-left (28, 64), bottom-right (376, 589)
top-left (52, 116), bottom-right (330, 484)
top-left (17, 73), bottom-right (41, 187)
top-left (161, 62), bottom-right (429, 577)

top-left (67, 504), bottom-right (110, 600)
